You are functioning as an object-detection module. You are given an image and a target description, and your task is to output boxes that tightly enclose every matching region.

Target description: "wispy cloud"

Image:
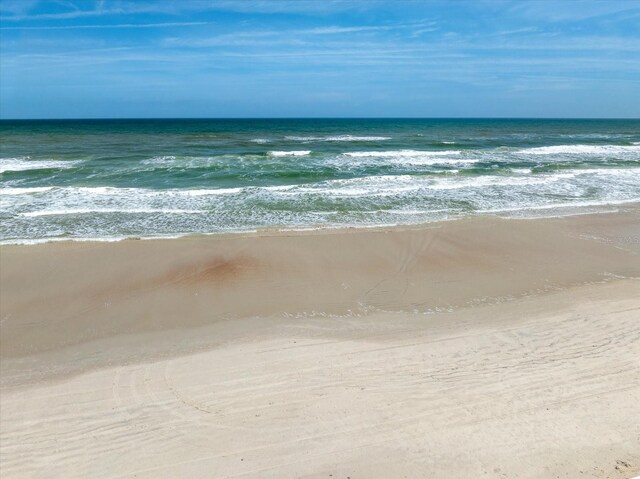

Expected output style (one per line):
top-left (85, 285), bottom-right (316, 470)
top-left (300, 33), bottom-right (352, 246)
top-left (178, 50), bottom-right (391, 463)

top-left (0, 21), bottom-right (209, 30)
top-left (0, 0), bottom-right (361, 22)
top-left (506, 0), bottom-right (640, 23)
top-left (300, 21), bottom-right (438, 35)
top-left (1, 0), bottom-right (638, 118)
top-left (0, 0), bottom-right (162, 21)
top-left (0, 0), bottom-right (39, 17)
top-left (162, 21), bottom-right (439, 48)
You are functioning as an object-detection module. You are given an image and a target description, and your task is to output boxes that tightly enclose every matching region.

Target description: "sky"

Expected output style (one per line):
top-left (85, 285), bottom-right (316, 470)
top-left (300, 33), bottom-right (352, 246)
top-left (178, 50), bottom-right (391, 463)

top-left (1, 0), bottom-right (639, 119)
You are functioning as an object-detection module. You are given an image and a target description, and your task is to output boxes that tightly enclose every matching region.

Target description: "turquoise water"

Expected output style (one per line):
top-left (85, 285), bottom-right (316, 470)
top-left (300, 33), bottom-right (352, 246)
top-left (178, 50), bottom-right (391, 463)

top-left (1, 118), bottom-right (639, 243)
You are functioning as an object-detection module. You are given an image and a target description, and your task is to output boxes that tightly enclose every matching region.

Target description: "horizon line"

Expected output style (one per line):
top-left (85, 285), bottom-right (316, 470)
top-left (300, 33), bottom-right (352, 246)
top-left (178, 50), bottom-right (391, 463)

top-left (2, 116), bottom-right (639, 121)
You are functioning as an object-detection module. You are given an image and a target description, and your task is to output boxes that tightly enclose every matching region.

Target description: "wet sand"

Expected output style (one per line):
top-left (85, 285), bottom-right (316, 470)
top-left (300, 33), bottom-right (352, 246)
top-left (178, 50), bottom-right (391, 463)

top-left (1, 211), bottom-right (639, 478)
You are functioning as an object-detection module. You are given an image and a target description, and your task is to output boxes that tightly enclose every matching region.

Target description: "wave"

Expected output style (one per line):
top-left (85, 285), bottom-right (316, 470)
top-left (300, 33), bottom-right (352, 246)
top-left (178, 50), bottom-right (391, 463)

top-left (341, 150), bottom-right (474, 166)
top-left (174, 187), bottom-right (243, 196)
top-left (4, 191), bottom-right (639, 246)
top-left (140, 152), bottom-right (314, 168)
top-left (0, 157), bottom-right (82, 173)
top-left (428, 173), bottom-right (576, 191)
top-left (3, 167), bottom-right (638, 244)
top-left (3, 168), bottom-right (637, 204)
top-left (518, 144), bottom-right (640, 155)
top-left (0, 231), bottom-right (254, 246)
top-left (478, 198), bottom-right (640, 214)
top-left (2, 166), bottom-right (637, 200)
top-left (268, 150), bottom-right (311, 157)
top-left (277, 168), bottom-right (639, 198)
top-left (326, 135), bottom-right (391, 141)
top-left (0, 236), bottom-right (130, 246)
top-left (281, 175), bottom-right (417, 197)
top-left (134, 151), bottom-right (471, 171)
top-left (285, 135), bottom-right (391, 142)
top-left (21, 208), bottom-right (204, 218)
top-left (0, 178), bottom-right (415, 207)
top-left (571, 167), bottom-right (640, 176)
top-left (0, 187), bottom-right (54, 195)
top-left (344, 150), bottom-right (461, 158)
top-left (139, 155), bottom-right (229, 168)
top-left (296, 172), bottom-right (585, 196)
top-left (0, 186), bottom-right (252, 201)
top-left (142, 156), bottom-right (176, 164)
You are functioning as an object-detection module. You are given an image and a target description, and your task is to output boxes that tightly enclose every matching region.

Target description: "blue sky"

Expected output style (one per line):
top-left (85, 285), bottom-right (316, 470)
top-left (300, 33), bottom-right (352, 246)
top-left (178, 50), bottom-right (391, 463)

top-left (1, 0), bottom-right (639, 119)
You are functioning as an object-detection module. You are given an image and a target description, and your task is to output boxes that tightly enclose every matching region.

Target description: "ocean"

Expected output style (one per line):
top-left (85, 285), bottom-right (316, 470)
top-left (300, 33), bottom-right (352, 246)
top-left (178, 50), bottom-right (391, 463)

top-left (1, 118), bottom-right (639, 244)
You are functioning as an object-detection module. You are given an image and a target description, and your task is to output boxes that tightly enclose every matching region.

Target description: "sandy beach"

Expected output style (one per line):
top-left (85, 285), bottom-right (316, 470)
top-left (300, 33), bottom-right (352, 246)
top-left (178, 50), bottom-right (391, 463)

top-left (1, 210), bottom-right (639, 478)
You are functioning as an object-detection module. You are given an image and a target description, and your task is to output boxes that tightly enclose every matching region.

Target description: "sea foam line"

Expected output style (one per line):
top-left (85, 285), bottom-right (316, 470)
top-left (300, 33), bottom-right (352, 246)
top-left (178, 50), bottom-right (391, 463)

top-left (344, 150), bottom-right (462, 158)
top-left (20, 208), bottom-right (204, 217)
top-left (478, 198), bottom-right (640, 214)
top-left (0, 157), bottom-right (83, 173)
top-left (428, 173), bottom-right (577, 190)
top-left (0, 187), bottom-right (55, 195)
top-left (518, 144), bottom-right (640, 155)
top-left (268, 150), bottom-right (311, 157)
top-left (285, 135), bottom-right (391, 142)
top-left (340, 150), bottom-right (472, 166)
top-left (0, 236), bottom-right (130, 246)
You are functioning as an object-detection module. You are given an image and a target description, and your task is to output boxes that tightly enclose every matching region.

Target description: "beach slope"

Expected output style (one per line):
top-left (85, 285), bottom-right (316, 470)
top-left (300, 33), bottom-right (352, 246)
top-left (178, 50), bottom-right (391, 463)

top-left (1, 211), bottom-right (639, 478)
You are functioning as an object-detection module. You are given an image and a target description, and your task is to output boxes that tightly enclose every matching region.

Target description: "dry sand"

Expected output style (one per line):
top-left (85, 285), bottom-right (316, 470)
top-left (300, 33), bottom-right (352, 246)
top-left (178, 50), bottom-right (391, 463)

top-left (1, 211), bottom-right (639, 478)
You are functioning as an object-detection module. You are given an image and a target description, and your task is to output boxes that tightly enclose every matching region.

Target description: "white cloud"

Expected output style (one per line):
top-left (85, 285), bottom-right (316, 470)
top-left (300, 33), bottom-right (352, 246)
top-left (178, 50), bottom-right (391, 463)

top-left (0, 21), bottom-right (209, 30)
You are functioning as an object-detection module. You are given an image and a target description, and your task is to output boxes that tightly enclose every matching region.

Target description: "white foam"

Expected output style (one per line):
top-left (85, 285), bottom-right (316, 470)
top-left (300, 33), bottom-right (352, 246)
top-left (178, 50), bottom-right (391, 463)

top-left (285, 136), bottom-right (391, 142)
top-left (344, 150), bottom-right (461, 158)
top-left (21, 208), bottom-right (204, 217)
top-left (0, 187), bottom-right (54, 195)
top-left (251, 138), bottom-right (270, 144)
top-left (262, 185), bottom-right (297, 191)
top-left (0, 230), bottom-right (263, 245)
top-left (174, 187), bottom-right (243, 196)
top-left (67, 186), bottom-right (239, 197)
top-left (73, 186), bottom-right (135, 195)
top-left (339, 150), bottom-right (474, 166)
top-left (0, 157), bottom-right (82, 173)
top-left (325, 135), bottom-right (391, 141)
top-left (393, 158), bottom-right (476, 166)
top-left (428, 173), bottom-right (576, 191)
top-left (268, 150), bottom-right (311, 157)
top-left (285, 175), bottom-right (422, 197)
top-left (385, 208), bottom-right (450, 215)
top-left (518, 144), bottom-right (640, 155)
top-left (478, 198), bottom-right (640, 214)
top-left (1, 185), bottom-right (246, 202)
top-left (571, 167), bottom-right (640, 176)
top-left (0, 236), bottom-right (129, 246)
top-left (140, 155), bottom-right (273, 169)
top-left (3, 158), bottom-right (639, 243)
top-left (140, 155), bottom-right (217, 167)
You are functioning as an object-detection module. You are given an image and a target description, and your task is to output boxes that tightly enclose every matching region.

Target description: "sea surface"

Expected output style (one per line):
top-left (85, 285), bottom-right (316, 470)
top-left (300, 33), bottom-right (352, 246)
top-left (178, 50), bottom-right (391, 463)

top-left (1, 118), bottom-right (639, 244)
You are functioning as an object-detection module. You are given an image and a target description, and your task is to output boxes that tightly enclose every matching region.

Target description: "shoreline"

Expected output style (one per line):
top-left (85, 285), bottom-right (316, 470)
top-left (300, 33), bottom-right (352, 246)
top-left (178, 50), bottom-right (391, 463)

top-left (2, 209), bottom-right (639, 361)
top-left (2, 199), bottom-right (640, 246)
top-left (1, 208), bottom-right (639, 478)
